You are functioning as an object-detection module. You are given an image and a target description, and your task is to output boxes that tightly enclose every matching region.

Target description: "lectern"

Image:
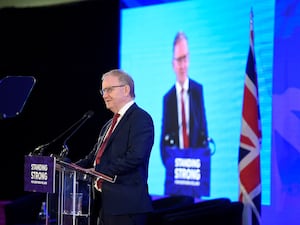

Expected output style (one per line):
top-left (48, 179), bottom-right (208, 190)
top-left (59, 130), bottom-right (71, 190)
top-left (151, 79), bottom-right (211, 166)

top-left (24, 155), bottom-right (116, 225)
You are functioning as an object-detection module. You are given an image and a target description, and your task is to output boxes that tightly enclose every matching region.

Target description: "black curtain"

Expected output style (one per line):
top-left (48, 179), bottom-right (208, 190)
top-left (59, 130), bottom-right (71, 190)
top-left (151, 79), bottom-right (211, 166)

top-left (0, 0), bottom-right (120, 200)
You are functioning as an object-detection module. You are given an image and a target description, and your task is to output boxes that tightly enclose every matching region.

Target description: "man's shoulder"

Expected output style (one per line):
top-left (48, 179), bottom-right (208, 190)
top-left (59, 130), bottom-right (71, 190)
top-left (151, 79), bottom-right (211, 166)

top-left (130, 103), bottom-right (153, 119)
top-left (163, 85), bottom-right (176, 98)
top-left (189, 78), bottom-right (203, 88)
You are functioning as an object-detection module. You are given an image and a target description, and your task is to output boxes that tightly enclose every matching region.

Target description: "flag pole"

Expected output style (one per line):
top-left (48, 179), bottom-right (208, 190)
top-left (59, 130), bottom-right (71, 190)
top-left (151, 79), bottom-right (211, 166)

top-left (238, 8), bottom-right (262, 225)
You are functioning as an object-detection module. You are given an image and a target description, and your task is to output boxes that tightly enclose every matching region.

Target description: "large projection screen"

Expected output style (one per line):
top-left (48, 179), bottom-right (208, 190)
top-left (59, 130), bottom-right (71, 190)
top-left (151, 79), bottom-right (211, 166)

top-left (120, 0), bottom-right (274, 206)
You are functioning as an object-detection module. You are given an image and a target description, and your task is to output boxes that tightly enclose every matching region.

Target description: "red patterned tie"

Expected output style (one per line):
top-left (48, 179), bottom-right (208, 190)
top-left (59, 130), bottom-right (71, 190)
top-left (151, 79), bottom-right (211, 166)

top-left (95, 113), bottom-right (120, 190)
top-left (95, 113), bottom-right (120, 164)
top-left (181, 88), bottom-right (189, 148)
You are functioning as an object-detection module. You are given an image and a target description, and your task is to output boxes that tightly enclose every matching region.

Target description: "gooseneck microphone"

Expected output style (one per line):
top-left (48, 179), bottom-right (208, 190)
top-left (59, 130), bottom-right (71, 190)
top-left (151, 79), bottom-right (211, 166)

top-left (30, 110), bottom-right (94, 156)
top-left (59, 110), bottom-right (94, 158)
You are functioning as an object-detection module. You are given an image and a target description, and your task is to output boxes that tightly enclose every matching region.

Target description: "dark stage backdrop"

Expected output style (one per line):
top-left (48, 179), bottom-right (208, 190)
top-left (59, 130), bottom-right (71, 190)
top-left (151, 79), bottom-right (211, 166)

top-left (0, 0), bottom-right (120, 200)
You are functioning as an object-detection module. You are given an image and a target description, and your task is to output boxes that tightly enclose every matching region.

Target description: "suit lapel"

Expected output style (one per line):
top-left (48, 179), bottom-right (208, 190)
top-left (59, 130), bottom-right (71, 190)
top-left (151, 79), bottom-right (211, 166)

top-left (105, 103), bottom-right (137, 146)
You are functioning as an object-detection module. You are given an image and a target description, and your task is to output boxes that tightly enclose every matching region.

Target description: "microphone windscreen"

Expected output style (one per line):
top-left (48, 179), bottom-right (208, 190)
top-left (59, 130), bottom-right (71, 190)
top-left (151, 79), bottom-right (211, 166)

top-left (84, 110), bottom-right (94, 118)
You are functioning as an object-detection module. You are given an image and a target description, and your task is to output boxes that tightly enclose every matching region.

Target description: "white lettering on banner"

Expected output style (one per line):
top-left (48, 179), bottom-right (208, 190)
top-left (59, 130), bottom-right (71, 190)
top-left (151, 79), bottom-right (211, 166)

top-left (173, 157), bottom-right (201, 186)
top-left (31, 163), bottom-right (48, 171)
top-left (30, 163), bottom-right (48, 185)
top-left (31, 171), bottom-right (48, 180)
top-left (31, 180), bottom-right (47, 185)
top-left (174, 180), bottom-right (200, 186)
top-left (174, 168), bottom-right (201, 180)
top-left (175, 158), bottom-right (201, 168)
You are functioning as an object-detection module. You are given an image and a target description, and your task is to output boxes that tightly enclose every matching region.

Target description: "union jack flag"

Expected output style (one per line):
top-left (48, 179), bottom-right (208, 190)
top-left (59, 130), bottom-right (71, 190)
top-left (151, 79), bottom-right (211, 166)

top-left (238, 9), bottom-right (262, 225)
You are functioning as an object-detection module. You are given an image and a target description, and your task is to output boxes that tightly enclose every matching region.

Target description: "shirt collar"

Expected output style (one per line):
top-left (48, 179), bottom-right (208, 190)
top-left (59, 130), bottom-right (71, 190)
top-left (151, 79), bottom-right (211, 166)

top-left (117, 100), bottom-right (134, 118)
top-left (176, 78), bottom-right (189, 93)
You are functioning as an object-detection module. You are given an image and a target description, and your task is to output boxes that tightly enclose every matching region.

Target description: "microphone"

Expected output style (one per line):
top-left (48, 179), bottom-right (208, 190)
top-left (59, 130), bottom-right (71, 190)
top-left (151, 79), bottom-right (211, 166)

top-left (164, 133), bottom-right (176, 147)
top-left (59, 110), bottom-right (94, 158)
top-left (206, 136), bottom-right (216, 155)
top-left (83, 110), bottom-right (94, 119)
top-left (30, 110), bottom-right (94, 156)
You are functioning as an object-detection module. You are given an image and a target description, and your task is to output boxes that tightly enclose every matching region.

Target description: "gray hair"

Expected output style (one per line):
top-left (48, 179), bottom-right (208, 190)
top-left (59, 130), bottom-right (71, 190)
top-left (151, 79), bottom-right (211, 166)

top-left (102, 69), bottom-right (135, 98)
top-left (172, 31), bottom-right (188, 55)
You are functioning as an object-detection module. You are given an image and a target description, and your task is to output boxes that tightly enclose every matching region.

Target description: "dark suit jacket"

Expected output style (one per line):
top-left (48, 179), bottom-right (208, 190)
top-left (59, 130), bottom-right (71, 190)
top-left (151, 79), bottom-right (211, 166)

top-left (160, 79), bottom-right (208, 165)
top-left (77, 103), bottom-right (154, 215)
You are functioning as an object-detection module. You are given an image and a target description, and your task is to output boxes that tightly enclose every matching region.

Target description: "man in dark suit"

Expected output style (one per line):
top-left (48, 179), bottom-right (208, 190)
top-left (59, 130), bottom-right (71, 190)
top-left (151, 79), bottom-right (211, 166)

top-left (76, 69), bottom-right (154, 225)
top-left (160, 32), bottom-right (209, 196)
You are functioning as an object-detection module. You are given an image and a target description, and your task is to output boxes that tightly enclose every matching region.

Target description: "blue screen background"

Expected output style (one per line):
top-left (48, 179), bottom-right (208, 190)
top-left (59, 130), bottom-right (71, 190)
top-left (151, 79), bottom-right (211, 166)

top-left (120, 0), bottom-right (273, 205)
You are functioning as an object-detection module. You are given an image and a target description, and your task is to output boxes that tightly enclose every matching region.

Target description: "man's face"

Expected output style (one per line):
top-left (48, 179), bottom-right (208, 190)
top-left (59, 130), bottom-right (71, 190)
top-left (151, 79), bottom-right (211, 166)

top-left (101, 75), bottom-right (127, 113)
top-left (172, 38), bottom-right (189, 85)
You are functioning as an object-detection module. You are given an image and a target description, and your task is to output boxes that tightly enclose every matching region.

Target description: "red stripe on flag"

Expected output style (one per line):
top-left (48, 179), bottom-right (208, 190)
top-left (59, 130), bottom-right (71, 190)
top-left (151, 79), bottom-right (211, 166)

top-left (240, 134), bottom-right (255, 148)
top-left (239, 156), bottom-right (261, 193)
top-left (242, 85), bottom-right (260, 137)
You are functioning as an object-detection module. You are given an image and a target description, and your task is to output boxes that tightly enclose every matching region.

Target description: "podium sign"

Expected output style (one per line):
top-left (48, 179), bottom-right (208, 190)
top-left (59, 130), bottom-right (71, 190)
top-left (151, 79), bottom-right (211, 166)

top-left (24, 155), bottom-right (116, 225)
top-left (164, 147), bottom-right (211, 198)
top-left (24, 155), bottom-right (56, 193)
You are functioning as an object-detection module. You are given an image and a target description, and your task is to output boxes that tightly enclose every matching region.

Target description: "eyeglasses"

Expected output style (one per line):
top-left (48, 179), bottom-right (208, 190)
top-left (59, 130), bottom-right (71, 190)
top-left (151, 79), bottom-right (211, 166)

top-left (99, 85), bottom-right (126, 96)
top-left (174, 54), bottom-right (189, 63)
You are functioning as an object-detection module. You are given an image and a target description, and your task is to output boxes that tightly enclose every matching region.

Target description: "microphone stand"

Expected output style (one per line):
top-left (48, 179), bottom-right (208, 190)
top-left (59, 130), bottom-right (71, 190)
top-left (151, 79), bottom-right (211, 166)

top-left (30, 110), bottom-right (94, 156)
top-left (59, 114), bottom-right (92, 159)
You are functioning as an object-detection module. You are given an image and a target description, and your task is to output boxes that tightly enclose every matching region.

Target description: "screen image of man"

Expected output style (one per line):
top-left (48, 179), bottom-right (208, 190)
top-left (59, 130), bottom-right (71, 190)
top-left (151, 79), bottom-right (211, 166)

top-left (160, 31), bottom-right (210, 198)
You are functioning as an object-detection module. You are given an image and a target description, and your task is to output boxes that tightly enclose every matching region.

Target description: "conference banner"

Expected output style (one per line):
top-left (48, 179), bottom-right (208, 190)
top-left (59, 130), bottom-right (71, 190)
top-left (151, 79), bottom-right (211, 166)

top-left (24, 155), bottom-right (56, 193)
top-left (164, 147), bottom-right (211, 198)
